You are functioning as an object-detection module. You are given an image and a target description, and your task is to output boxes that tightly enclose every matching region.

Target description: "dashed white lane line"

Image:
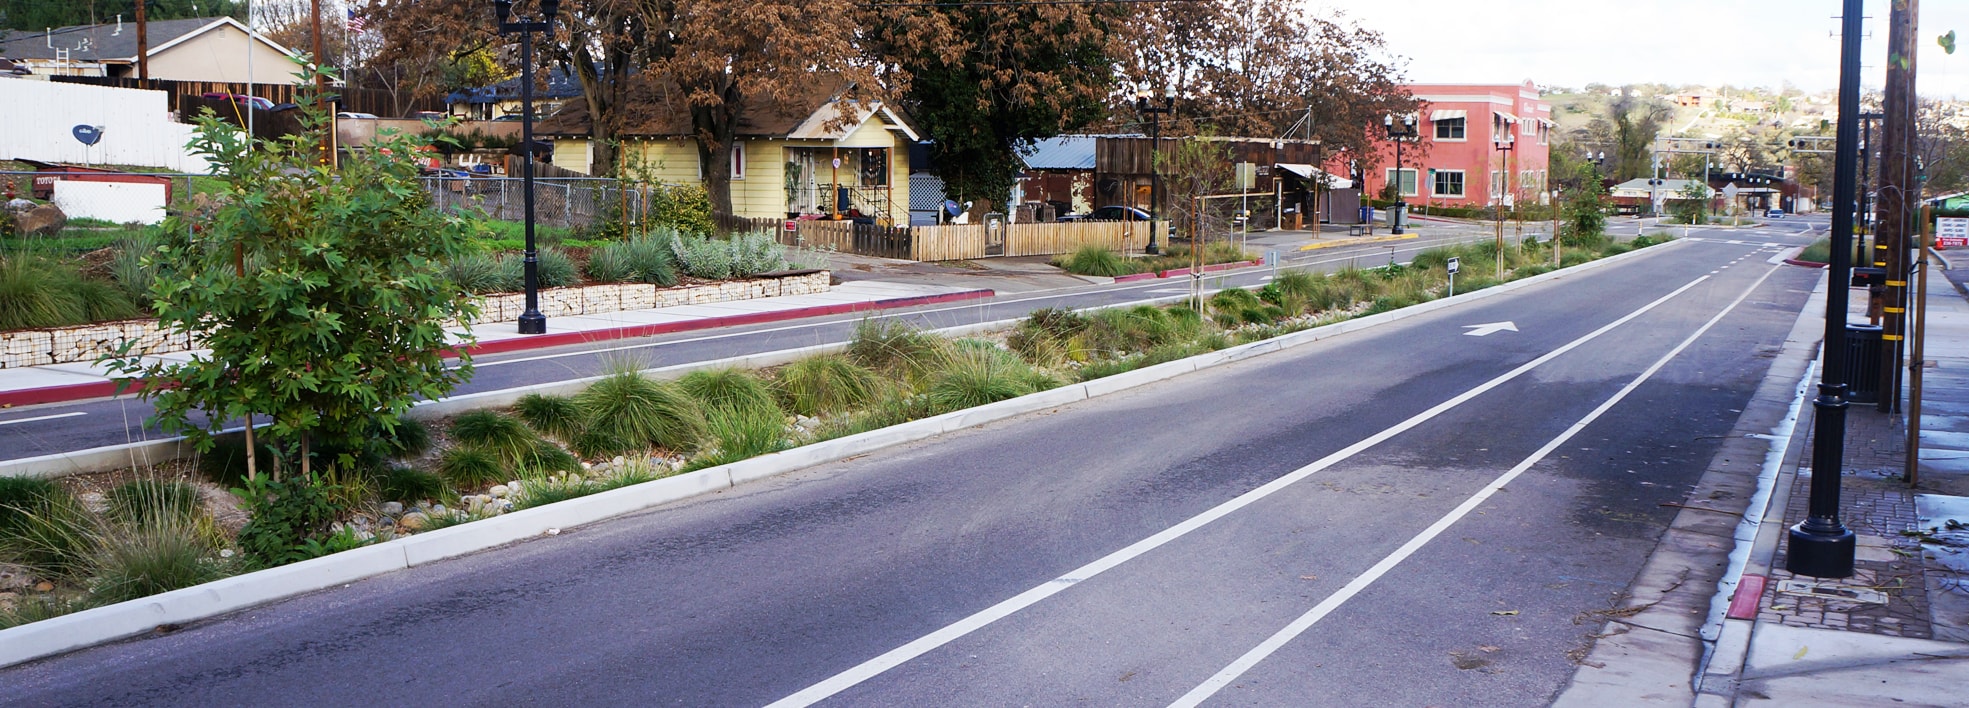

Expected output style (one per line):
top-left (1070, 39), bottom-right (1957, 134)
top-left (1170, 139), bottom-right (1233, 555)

top-left (767, 273), bottom-right (1717, 708)
top-left (0, 411), bottom-right (85, 427)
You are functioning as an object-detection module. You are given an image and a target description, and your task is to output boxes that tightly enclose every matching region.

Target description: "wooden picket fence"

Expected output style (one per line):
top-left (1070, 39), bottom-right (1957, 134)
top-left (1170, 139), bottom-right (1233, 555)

top-left (910, 220), bottom-right (1167, 262)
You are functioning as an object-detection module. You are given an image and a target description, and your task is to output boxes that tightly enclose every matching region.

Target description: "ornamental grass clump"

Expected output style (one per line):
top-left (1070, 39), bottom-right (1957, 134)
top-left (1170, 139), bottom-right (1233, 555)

top-left (515, 393), bottom-right (583, 443)
top-left (105, 480), bottom-right (203, 527)
top-left (1057, 245), bottom-right (1142, 277)
top-left (847, 318), bottom-right (946, 383)
top-left (679, 368), bottom-right (781, 419)
top-left (572, 370), bottom-right (708, 457)
top-left (377, 466), bottom-right (449, 504)
top-left (776, 354), bottom-right (881, 417)
top-left (924, 344), bottom-right (1053, 414)
top-left (586, 233), bottom-right (678, 286)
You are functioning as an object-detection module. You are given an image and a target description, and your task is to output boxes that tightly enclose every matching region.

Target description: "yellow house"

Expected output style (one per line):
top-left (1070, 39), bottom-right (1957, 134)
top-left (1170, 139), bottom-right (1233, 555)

top-left (537, 85), bottom-right (920, 226)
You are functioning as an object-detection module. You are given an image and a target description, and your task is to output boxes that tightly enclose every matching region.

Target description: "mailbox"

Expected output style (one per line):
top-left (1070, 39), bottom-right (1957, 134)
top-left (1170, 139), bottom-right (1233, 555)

top-left (1850, 267), bottom-right (1886, 287)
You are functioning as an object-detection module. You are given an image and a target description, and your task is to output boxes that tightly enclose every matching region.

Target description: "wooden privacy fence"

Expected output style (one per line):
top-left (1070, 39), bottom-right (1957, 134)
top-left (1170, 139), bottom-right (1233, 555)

top-left (792, 220), bottom-right (912, 259)
top-left (910, 220), bottom-right (1168, 262)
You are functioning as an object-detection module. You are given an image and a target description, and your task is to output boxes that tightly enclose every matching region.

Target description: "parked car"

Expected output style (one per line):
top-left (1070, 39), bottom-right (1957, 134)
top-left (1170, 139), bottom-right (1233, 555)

top-left (336, 111), bottom-right (379, 120)
top-left (199, 92), bottom-right (275, 111)
top-left (490, 114), bottom-right (532, 122)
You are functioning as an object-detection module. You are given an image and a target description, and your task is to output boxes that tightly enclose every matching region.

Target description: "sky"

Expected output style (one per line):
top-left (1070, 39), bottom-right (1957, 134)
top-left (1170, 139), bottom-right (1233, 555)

top-left (1311, 0), bottom-right (1969, 98)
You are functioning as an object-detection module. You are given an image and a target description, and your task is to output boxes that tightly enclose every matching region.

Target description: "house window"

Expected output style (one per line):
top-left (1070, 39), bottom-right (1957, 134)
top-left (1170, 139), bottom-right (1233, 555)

top-left (1385, 168), bottom-right (1418, 197)
top-left (1432, 169), bottom-right (1465, 197)
top-left (1490, 170), bottom-right (1504, 198)
top-left (731, 141), bottom-right (745, 180)
top-left (1434, 118), bottom-right (1465, 141)
top-left (1539, 123), bottom-right (1550, 145)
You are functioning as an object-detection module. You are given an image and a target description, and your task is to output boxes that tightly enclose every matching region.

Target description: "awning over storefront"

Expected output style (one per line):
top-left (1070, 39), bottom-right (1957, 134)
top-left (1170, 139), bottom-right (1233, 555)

top-left (1429, 109), bottom-right (1466, 121)
top-left (1493, 110), bottom-right (1519, 123)
top-left (1277, 163), bottom-right (1353, 189)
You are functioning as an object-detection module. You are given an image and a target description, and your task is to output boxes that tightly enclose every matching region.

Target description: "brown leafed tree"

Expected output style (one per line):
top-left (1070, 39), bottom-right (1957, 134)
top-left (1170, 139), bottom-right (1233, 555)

top-left (640, 0), bottom-right (876, 216)
top-left (1115, 1), bottom-right (1415, 158)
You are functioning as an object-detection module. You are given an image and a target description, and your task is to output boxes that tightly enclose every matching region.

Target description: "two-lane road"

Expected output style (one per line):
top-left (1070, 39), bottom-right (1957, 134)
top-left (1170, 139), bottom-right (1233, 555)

top-left (0, 225), bottom-right (1825, 705)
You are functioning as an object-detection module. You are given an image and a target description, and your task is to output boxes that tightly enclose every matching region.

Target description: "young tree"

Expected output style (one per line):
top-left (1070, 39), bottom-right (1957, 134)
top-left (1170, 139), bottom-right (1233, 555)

top-left (864, 0), bottom-right (1122, 206)
top-left (109, 63), bottom-right (480, 480)
top-left (1591, 88), bottom-right (1673, 182)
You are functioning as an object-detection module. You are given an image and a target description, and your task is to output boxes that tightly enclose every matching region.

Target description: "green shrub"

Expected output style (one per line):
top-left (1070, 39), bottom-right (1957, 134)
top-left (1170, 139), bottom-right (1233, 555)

top-left (497, 247), bottom-right (577, 290)
top-left (693, 405), bottom-right (792, 470)
top-left (573, 370), bottom-right (708, 456)
top-left (1057, 245), bottom-right (1142, 277)
top-left (105, 480), bottom-right (202, 526)
top-left (378, 418), bottom-right (433, 459)
top-left (671, 232), bottom-right (789, 280)
top-left (0, 255), bottom-right (87, 329)
top-left (680, 367), bottom-right (781, 418)
top-left (586, 233), bottom-right (679, 286)
top-left (510, 473), bottom-right (599, 511)
top-left (776, 354), bottom-right (881, 416)
top-left (925, 347), bottom-right (1042, 413)
top-left (0, 477), bottom-right (63, 533)
top-left (1797, 237), bottom-right (1832, 264)
top-left (450, 411), bottom-right (538, 466)
top-left (110, 230), bottom-right (161, 303)
top-left (377, 466), bottom-right (449, 504)
top-left (515, 393), bottom-right (583, 443)
top-left (1008, 309), bottom-right (1090, 367)
top-left (230, 475), bottom-right (342, 568)
top-left (526, 440), bottom-right (582, 473)
top-left (86, 520), bottom-right (232, 604)
top-left (445, 251), bottom-right (506, 294)
top-left (847, 318), bottom-right (945, 382)
top-left (436, 446), bottom-right (509, 488)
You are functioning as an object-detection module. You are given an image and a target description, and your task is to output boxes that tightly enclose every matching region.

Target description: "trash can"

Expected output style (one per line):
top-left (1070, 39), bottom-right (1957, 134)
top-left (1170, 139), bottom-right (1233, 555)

top-left (1392, 203), bottom-right (1408, 232)
top-left (1359, 205), bottom-right (1373, 224)
top-left (1843, 323), bottom-right (1883, 404)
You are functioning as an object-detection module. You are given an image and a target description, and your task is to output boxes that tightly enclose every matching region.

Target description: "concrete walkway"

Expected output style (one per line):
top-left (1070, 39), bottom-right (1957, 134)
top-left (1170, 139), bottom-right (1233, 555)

top-left (0, 279), bottom-right (991, 408)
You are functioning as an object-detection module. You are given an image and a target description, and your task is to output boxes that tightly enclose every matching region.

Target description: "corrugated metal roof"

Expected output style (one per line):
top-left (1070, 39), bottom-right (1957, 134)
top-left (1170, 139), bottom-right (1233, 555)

top-left (1021, 136), bottom-right (1098, 170)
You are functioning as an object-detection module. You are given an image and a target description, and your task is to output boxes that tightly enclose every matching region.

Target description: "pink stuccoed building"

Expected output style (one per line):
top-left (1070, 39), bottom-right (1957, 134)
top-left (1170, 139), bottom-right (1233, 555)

top-left (1355, 81), bottom-right (1554, 211)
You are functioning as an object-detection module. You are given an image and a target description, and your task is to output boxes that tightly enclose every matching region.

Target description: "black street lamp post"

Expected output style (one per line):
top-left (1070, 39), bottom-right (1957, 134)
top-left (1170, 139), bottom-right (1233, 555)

top-left (1383, 113), bottom-right (1417, 235)
top-left (1135, 93), bottom-right (1174, 255)
top-left (1788, 0), bottom-right (1862, 579)
top-left (495, 0), bottom-right (559, 335)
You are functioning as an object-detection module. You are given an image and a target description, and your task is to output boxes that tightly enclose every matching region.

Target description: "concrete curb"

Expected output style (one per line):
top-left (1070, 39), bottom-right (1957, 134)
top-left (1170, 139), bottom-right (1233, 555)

top-left (0, 239), bottom-right (1686, 669)
top-left (0, 289), bottom-right (995, 410)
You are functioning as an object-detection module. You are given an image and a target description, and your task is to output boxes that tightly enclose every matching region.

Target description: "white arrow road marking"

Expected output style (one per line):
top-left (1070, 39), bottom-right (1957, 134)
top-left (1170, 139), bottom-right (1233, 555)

top-left (1462, 322), bottom-right (1518, 337)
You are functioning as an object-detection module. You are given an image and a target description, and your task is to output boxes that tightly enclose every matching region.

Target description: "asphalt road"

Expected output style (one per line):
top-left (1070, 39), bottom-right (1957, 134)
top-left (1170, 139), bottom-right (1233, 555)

top-left (0, 226), bottom-right (1505, 463)
top-left (0, 224), bottom-right (1825, 705)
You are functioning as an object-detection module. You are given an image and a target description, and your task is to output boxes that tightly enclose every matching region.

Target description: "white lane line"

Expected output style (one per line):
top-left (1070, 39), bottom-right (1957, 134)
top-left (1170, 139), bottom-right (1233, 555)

top-left (0, 411), bottom-right (86, 427)
top-left (766, 274), bottom-right (1714, 708)
top-left (1170, 263), bottom-right (1782, 707)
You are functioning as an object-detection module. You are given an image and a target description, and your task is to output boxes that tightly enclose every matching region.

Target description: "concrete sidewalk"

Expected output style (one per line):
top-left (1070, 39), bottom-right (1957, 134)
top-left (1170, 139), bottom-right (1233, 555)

top-left (1562, 259), bottom-right (1969, 706)
top-left (0, 279), bottom-right (991, 409)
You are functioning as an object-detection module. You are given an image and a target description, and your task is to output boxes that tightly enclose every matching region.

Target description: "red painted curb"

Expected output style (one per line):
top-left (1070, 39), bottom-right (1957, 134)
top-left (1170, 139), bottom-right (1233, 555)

top-left (1112, 272), bottom-right (1160, 283)
top-left (1783, 259), bottom-right (1828, 269)
top-left (1727, 574), bottom-right (1766, 620)
top-left (0, 289), bottom-right (994, 408)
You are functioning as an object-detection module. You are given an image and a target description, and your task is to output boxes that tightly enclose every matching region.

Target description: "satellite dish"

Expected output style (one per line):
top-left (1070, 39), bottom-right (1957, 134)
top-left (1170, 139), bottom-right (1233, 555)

top-left (72, 125), bottom-right (104, 146)
top-left (943, 199), bottom-right (961, 216)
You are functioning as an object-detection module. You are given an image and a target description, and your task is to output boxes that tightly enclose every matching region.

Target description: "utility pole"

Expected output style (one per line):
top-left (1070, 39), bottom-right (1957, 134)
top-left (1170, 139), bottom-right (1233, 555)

top-left (135, 0), bottom-right (149, 85)
top-left (1875, 0), bottom-right (1919, 412)
top-left (310, 0), bottom-right (331, 165)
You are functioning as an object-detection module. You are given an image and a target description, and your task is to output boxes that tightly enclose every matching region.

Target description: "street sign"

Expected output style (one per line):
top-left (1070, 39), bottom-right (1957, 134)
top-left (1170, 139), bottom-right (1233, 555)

top-left (1446, 257), bottom-right (1460, 274)
top-left (1939, 217), bottom-right (1969, 249)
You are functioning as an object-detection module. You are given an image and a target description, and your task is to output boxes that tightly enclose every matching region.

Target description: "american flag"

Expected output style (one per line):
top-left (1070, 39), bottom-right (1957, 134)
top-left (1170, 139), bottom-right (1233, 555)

top-left (346, 9), bottom-right (367, 32)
